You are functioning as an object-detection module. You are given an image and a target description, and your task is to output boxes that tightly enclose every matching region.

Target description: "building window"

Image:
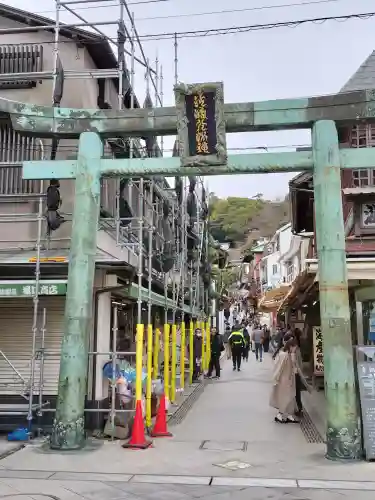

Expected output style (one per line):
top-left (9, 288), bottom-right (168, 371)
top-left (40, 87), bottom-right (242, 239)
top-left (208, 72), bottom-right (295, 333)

top-left (0, 123), bottom-right (42, 195)
top-left (352, 169), bottom-right (375, 187)
top-left (0, 44), bottom-right (43, 89)
top-left (351, 124), bottom-right (375, 187)
top-left (272, 264), bottom-right (278, 275)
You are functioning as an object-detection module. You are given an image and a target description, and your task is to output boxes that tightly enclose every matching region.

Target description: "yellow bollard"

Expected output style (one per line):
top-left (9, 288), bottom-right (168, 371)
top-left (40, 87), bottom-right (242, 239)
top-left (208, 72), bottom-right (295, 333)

top-left (146, 324), bottom-right (153, 429)
top-left (180, 322), bottom-right (186, 390)
top-left (189, 321), bottom-right (194, 385)
top-left (171, 324), bottom-right (177, 403)
top-left (163, 323), bottom-right (170, 400)
top-left (135, 324), bottom-right (144, 403)
top-left (153, 327), bottom-right (160, 380)
top-left (206, 322), bottom-right (211, 371)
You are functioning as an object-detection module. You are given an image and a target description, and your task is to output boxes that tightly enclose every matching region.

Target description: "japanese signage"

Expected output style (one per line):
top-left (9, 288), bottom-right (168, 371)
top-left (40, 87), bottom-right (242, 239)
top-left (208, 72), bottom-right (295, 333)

top-left (185, 91), bottom-right (217, 157)
top-left (0, 281), bottom-right (67, 298)
top-left (357, 361), bottom-right (375, 460)
top-left (313, 326), bottom-right (323, 374)
top-left (174, 82), bottom-right (227, 168)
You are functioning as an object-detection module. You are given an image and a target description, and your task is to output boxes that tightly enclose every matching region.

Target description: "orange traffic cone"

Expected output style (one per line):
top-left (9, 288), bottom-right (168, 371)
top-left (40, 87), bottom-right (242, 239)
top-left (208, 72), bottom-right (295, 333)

top-left (122, 400), bottom-right (152, 449)
top-left (151, 393), bottom-right (172, 437)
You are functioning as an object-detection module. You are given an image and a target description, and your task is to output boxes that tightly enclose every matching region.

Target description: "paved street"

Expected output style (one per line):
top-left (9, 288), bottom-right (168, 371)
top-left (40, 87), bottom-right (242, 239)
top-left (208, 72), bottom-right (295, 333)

top-left (0, 354), bottom-right (374, 499)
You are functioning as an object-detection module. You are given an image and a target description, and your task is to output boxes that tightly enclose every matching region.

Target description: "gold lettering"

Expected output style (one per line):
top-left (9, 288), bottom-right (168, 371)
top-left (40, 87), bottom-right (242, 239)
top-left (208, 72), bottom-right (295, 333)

top-left (193, 91), bottom-right (209, 154)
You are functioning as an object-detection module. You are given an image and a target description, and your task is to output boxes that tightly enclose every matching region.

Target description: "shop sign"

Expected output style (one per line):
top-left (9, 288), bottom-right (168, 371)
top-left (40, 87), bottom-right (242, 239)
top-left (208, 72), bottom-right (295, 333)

top-left (0, 281), bottom-right (67, 297)
top-left (313, 326), bottom-right (323, 374)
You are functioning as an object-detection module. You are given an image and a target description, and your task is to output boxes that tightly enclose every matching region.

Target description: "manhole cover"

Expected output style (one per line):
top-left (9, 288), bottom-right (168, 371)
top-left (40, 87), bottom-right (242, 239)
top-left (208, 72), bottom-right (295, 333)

top-left (214, 460), bottom-right (252, 471)
top-left (200, 440), bottom-right (247, 451)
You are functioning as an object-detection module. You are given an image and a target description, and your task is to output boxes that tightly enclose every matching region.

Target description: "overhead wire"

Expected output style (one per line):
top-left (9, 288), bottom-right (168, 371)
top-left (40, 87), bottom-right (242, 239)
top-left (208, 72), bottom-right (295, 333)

top-left (134, 10), bottom-right (375, 40)
top-left (30, 0), bottom-right (351, 16)
top-left (5, 9), bottom-right (375, 44)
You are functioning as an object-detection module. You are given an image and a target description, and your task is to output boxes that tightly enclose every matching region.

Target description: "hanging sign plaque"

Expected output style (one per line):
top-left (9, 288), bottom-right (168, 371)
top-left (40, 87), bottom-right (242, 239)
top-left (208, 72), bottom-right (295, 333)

top-left (174, 82), bottom-right (227, 168)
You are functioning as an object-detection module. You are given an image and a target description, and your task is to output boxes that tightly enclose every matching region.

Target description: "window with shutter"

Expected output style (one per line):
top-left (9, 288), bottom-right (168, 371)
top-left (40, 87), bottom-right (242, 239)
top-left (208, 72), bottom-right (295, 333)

top-left (0, 123), bottom-right (42, 195)
top-left (0, 44), bottom-right (43, 89)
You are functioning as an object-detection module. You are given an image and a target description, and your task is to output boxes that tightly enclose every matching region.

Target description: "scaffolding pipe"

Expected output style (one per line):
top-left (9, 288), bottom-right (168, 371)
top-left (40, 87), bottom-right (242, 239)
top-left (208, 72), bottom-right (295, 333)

top-left (27, 178), bottom-right (44, 432)
top-left (137, 179), bottom-right (144, 324)
top-left (62, 0), bottom-right (116, 4)
top-left (37, 308), bottom-right (47, 432)
top-left (110, 305), bottom-right (118, 441)
top-left (160, 65), bottom-right (164, 155)
top-left (172, 199), bottom-right (177, 324)
top-left (0, 22), bottom-right (118, 34)
top-left (129, 12), bottom-right (135, 161)
top-left (122, 0), bottom-right (161, 102)
top-left (0, 351), bottom-right (27, 383)
top-left (52, 0), bottom-right (61, 105)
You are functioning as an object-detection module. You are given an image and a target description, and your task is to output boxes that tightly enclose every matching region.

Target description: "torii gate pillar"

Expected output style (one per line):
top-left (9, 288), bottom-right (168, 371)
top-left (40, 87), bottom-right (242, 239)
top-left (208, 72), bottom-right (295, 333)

top-left (50, 133), bottom-right (103, 450)
top-left (312, 121), bottom-right (361, 460)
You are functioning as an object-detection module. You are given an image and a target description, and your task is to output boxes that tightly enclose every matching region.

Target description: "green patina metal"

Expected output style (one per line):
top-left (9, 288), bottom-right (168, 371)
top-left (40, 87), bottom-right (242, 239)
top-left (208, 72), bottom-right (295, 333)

top-left (23, 149), bottom-right (375, 180)
top-left (17, 82), bottom-right (375, 457)
top-left (312, 120), bottom-right (361, 460)
top-left (3, 88), bottom-right (375, 138)
top-left (50, 132), bottom-right (103, 450)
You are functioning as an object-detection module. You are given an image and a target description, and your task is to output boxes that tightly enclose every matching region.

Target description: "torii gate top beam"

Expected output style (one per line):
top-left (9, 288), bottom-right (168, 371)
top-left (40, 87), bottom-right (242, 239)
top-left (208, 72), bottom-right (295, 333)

top-left (2, 89), bottom-right (375, 139)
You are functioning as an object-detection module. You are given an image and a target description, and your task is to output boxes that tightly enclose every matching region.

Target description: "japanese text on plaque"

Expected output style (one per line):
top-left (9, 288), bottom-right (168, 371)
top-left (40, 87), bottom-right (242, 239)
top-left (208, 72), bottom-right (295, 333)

top-left (193, 92), bottom-right (209, 154)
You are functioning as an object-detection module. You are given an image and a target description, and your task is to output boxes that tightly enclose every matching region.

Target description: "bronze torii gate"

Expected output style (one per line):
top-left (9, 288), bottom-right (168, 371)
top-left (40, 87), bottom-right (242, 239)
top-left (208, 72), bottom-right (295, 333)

top-left (5, 83), bottom-right (375, 460)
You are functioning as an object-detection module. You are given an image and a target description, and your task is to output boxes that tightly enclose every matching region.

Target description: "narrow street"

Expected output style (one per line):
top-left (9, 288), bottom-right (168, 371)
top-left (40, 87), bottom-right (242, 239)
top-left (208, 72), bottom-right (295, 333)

top-left (0, 354), bottom-right (374, 498)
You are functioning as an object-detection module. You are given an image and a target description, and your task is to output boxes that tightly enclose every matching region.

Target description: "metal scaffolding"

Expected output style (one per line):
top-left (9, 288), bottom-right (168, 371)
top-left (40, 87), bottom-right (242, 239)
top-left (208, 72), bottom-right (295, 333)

top-left (0, 0), bottom-right (207, 434)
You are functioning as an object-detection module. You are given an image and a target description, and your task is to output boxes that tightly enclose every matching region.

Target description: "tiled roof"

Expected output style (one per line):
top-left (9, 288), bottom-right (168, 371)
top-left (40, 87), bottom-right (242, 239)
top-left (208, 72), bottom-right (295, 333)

top-left (340, 50), bottom-right (375, 93)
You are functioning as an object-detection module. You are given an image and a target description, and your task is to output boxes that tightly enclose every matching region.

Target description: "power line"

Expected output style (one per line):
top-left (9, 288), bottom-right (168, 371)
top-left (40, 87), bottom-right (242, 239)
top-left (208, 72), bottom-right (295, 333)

top-left (134, 0), bottom-right (353, 22)
top-left (11, 9), bottom-right (375, 44)
top-left (31, 0), bottom-right (346, 16)
top-left (134, 9), bottom-right (375, 40)
top-left (33, 0), bottom-right (181, 14)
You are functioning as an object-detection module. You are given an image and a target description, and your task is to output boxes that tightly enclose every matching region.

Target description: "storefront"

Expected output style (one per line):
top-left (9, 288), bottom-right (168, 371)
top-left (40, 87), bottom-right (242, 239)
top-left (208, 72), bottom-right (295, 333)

top-left (0, 280), bottom-right (67, 430)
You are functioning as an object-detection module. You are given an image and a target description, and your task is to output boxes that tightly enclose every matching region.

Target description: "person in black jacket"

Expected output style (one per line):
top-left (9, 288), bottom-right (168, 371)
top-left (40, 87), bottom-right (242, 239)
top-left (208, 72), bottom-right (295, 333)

top-left (229, 323), bottom-right (245, 371)
top-left (192, 328), bottom-right (203, 382)
top-left (242, 323), bottom-right (251, 362)
top-left (206, 327), bottom-right (224, 379)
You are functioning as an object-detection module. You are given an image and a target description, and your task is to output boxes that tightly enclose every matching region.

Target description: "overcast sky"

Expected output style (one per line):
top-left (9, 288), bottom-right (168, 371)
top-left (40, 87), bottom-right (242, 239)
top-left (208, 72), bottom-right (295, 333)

top-left (5, 0), bottom-right (375, 199)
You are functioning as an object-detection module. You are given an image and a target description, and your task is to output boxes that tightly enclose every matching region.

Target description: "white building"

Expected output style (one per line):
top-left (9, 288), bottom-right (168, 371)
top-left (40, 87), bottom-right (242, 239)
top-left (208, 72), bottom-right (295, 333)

top-left (260, 223), bottom-right (292, 291)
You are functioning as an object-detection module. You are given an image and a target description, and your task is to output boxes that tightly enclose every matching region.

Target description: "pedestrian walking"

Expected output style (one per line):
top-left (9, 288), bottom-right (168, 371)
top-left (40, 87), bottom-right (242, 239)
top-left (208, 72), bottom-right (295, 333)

top-left (242, 323), bottom-right (250, 362)
top-left (223, 324), bottom-right (232, 360)
top-left (228, 322), bottom-right (245, 372)
top-left (262, 324), bottom-right (270, 353)
top-left (270, 333), bottom-right (310, 423)
top-left (192, 328), bottom-right (203, 382)
top-left (251, 322), bottom-right (264, 362)
top-left (291, 328), bottom-right (304, 415)
top-left (206, 327), bottom-right (224, 379)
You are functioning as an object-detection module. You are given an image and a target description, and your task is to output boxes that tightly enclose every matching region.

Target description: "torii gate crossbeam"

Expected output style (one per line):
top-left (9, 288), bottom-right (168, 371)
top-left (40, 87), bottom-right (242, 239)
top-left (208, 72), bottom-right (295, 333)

top-left (4, 83), bottom-right (373, 461)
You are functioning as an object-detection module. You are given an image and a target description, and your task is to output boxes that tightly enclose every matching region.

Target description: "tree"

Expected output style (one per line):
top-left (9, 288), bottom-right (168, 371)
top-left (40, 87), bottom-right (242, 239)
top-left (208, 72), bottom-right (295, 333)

top-left (209, 194), bottom-right (264, 243)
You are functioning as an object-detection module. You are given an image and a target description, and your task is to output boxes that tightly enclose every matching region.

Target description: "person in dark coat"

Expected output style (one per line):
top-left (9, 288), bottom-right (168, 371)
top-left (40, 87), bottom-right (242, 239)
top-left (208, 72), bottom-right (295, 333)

top-left (206, 327), bottom-right (224, 379)
top-left (262, 324), bottom-right (271, 353)
top-left (192, 328), bottom-right (203, 382)
top-left (242, 323), bottom-right (251, 362)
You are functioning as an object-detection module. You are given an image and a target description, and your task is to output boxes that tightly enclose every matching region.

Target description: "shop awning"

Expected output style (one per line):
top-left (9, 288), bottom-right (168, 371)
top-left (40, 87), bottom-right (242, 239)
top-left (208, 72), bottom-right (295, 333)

top-left (258, 285), bottom-right (291, 312)
top-left (278, 270), bottom-right (316, 311)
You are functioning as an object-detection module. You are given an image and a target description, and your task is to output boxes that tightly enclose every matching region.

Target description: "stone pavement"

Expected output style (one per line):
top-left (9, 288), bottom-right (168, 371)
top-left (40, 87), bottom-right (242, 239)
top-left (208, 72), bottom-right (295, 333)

top-left (0, 354), bottom-right (374, 499)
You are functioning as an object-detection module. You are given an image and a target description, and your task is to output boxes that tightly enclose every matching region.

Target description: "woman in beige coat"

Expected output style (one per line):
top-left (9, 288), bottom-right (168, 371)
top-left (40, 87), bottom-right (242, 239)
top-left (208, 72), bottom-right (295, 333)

top-left (270, 334), bottom-right (306, 423)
